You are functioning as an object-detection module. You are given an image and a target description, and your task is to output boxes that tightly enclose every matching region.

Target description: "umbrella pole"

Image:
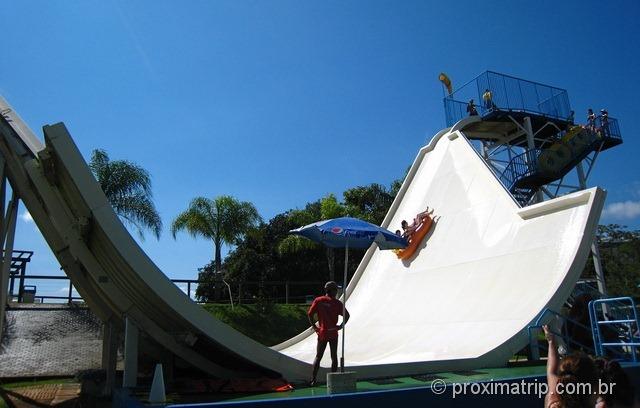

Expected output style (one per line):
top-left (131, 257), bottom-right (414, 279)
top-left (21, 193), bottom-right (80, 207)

top-left (341, 240), bottom-right (348, 373)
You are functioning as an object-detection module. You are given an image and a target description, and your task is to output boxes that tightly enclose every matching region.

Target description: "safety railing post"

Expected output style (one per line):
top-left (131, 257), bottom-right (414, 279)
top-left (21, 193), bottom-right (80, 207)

top-left (285, 281), bottom-right (289, 304)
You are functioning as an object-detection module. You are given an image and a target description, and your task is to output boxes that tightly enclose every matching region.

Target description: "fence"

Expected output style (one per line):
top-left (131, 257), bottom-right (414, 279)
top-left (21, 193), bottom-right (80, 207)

top-left (6, 274), bottom-right (325, 305)
top-left (444, 71), bottom-right (571, 126)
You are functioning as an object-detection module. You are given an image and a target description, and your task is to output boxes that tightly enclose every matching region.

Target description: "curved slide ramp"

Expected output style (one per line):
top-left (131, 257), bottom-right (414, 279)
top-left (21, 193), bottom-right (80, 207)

top-left (276, 122), bottom-right (605, 377)
top-left (0, 97), bottom-right (604, 382)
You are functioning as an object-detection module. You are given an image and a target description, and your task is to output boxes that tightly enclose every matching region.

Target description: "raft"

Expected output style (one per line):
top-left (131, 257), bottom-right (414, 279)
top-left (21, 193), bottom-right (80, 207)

top-left (394, 214), bottom-right (434, 260)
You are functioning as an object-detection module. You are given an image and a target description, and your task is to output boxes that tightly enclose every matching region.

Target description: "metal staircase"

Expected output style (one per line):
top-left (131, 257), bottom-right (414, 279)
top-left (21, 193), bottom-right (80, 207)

top-left (498, 121), bottom-right (622, 206)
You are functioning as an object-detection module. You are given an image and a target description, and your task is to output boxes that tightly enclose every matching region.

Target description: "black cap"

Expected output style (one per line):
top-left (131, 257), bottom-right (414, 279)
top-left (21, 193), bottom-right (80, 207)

top-left (325, 281), bottom-right (338, 290)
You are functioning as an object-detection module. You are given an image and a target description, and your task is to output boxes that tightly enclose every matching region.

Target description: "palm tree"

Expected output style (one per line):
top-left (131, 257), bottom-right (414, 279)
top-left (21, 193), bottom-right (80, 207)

top-left (171, 195), bottom-right (261, 271)
top-left (89, 149), bottom-right (162, 240)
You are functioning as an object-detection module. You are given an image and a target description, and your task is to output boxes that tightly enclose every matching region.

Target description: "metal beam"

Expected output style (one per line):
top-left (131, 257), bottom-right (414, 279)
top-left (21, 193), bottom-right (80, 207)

top-left (0, 189), bottom-right (19, 337)
top-left (0, 158), bottom-right (6, 249)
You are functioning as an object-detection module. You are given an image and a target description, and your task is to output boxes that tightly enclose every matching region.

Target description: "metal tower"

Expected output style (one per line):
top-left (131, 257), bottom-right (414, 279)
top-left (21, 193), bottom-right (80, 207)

top-left (441, 71), bottom-right (623, 297)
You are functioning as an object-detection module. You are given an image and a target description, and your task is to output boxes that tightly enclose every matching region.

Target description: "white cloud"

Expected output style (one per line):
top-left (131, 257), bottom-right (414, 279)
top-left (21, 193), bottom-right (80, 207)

top-left (58, 286), bottom-right (79, 295)
top-left (603, 201), bottom-right (640, 220)
top-left (20, 211), bottom-right (33, 223)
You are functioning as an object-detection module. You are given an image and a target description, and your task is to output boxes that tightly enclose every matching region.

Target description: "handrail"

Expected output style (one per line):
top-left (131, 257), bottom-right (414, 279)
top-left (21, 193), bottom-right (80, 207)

top-left (497, 120), bottom-right (621, 202)
top-left (589, 297), bottom-right (640, 362)
top-left (590, 115), bottom-right (622, 140)
top-left (444, 71), bottom-right (572, 126)
top-left (6, 273), bottom-right (325, 305)
top-left (528, 308), bottom-right (596, 358)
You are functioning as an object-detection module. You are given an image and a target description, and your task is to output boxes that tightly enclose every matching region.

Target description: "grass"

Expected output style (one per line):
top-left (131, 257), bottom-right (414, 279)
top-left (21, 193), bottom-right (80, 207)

top-left (202, 303), bottom-right (310, 346)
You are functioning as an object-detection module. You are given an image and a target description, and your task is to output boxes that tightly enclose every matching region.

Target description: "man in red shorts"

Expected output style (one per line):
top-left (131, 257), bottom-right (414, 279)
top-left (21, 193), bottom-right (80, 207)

top-left (308, 281), bottom-right (350, 386)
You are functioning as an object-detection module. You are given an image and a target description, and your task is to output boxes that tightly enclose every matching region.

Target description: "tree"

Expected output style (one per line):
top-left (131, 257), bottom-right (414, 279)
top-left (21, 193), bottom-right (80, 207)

top-left (343, 183), bottom-right (395, 225)
top-left (222, 176), bottom-right (405, 302)
top-left (598, 225), bottom-right (640, 299)
top-left (89, 149), bottom-right (162, 240)
top-left (278, 194), bottom-right (347, 281)
top-left (582, 224), bottom-right (640, 299)
top-left (171, 195), bottom-right (261, 272)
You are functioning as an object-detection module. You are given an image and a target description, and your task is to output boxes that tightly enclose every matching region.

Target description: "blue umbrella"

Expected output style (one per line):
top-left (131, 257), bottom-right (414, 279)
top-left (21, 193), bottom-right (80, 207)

top-left (290, 216), bottom-right (407, 250)
top-left (290, 216), bottom-right (407, 371)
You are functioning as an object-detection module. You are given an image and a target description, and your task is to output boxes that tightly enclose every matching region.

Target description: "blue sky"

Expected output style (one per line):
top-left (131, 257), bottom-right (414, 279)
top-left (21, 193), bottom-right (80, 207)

top-left (1, 0), bottom-right (639, 287)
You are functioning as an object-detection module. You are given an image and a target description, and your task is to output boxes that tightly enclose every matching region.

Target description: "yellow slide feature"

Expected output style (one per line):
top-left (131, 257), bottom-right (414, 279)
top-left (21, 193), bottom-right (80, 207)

top-left (439, 73), bottom-right (453, 95)
top-left (550, 143), bottom-right (572, 167)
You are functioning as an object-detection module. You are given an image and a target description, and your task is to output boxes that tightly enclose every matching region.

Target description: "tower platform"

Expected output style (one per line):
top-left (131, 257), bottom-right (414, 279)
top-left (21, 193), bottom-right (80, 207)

top-left (444, 71), bottom-right (623, 205)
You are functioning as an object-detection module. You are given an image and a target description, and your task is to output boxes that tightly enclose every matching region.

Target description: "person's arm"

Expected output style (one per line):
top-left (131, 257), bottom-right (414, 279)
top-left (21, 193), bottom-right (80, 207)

top-left (338, 307), bottom-right (350, 330)
top-left (543, 325), bottom-right (559, 388)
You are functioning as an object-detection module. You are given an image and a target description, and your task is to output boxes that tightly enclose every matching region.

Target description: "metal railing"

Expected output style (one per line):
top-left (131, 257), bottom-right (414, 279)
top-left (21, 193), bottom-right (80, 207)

top-left (590, 115), bottom-right (622, 142)
top-left (589, 297), bottom-right (640, 362)
top-left (528, 308), bottom-right (597, 360)
top-left (497, 120), bottom-right (620, 194)
top-left (444, 71), bottom-right (571, 126)
top-left (498, 148), bottom-right (542, 190)
top-left (6, 273), bottom-right (325, 305)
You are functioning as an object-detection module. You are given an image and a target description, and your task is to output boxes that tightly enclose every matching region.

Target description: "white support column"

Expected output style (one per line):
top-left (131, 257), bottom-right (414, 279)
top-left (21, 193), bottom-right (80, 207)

top-left (0, 190), bottom-right (19, 337)
top-left (102, 319), bottom-right (120, 396)
top-left (122, 316), bottom-right (139, 388)
top-left (523, 117), bottom-right (544, 203)
top-left (576, 162), bottom-right (607, 297)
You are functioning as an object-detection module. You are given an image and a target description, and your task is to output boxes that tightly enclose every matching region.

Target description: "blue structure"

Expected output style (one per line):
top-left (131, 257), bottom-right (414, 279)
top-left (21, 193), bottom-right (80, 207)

top-left (444, 71), bottom-right (572, 127)
top-left (589, 297), bottom-right (640, 362)
top-left (442, 71), bottom-right (623, 206)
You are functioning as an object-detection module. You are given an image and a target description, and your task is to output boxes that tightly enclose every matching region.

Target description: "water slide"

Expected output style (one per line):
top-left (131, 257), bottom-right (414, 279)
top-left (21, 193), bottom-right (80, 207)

top-left (0, 97), bottom-right (604, 382)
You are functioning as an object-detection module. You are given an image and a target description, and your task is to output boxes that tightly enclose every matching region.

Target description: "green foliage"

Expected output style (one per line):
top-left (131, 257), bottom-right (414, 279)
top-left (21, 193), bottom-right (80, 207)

top-left (343, 183), bottom-right (395, 225)
top-left (583, 224), bottom-right (640, 299)
top-left (320, 193), bottom-right (346, 219)
top-left (202, 304), bottom-right (310, 346)
top-left (89, 149), bottom-right (162, 240)
top-left (171, 195), bottom-right (261, 274)
top-left (597, 224), bottom-right (640, 243)
top-left (226, 205), bottom-right (328, 286)
top-left (194, 261), bottom-right (219, 302)
top-left (223, 181), bottom-right (402, 292)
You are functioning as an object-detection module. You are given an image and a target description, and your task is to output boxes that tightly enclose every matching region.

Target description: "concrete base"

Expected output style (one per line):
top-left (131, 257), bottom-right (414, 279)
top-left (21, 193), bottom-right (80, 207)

top-left (326, 371), bottom-right (357, 394)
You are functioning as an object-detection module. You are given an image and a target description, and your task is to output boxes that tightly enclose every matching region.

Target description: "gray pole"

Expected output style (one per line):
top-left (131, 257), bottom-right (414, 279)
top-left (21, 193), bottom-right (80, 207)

top-left (285, 281), bottom-right (289, 305)
top-left (523, 117), bottom-right (544, 203)
top-left (67, 280), bottom-right (73, 304)
top-left (340, 240), bottom-right (348, 372)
